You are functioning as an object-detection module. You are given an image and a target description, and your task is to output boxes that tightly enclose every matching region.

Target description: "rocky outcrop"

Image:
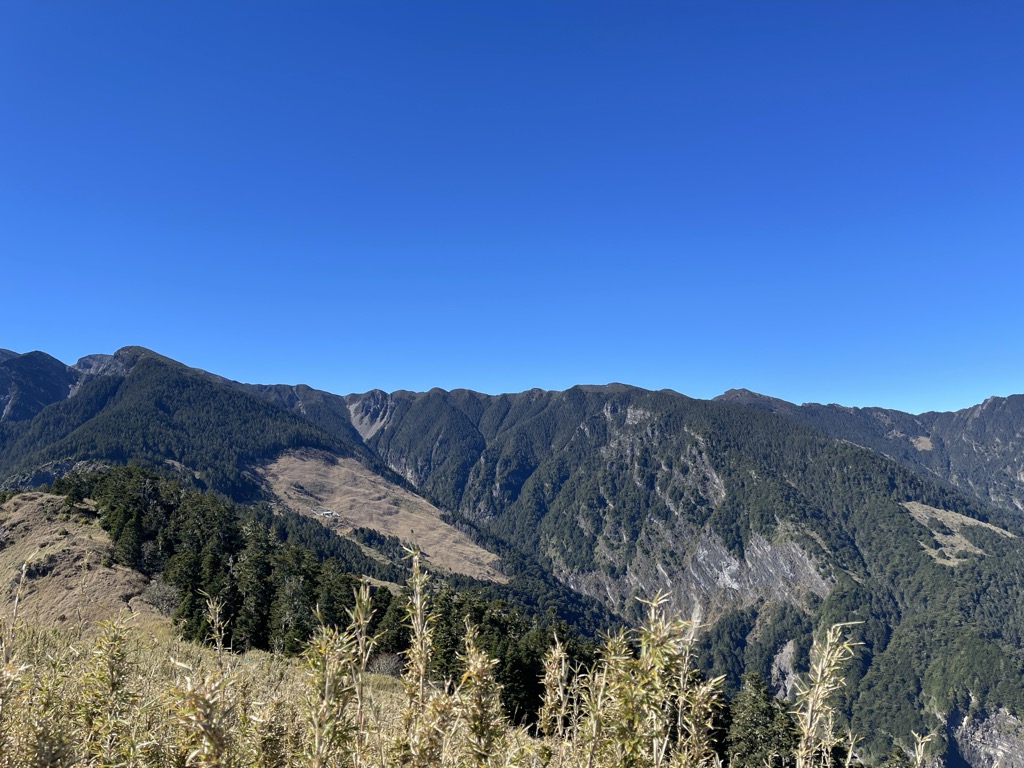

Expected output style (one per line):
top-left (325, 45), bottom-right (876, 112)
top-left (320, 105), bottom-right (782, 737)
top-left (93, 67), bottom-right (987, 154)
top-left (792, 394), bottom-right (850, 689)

top-left (951, 708), bottom-right (1024, 768)
top-left (347, 389), bottom-right (395, 442)
top-left (563, 518), bottom-right (830, 625)
top-left (0, 351), bottom-right (79, 422)
top-left (72, 352), bottom-right (129, 379)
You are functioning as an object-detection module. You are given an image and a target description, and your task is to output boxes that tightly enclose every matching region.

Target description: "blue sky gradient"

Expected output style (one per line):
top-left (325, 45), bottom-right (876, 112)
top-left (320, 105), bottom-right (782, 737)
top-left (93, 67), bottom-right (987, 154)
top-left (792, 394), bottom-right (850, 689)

top-left (3, 2), bottom-right (1022, 413)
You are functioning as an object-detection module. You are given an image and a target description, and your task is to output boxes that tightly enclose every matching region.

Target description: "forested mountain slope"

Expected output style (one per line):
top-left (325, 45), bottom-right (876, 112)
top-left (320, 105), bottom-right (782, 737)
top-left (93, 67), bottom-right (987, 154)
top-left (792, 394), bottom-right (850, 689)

top-left (338, 385), bottom-right (1024, 761)
top-left (0, 349), bottom-right (80, 423)
top-left (0, 347), bottom-right (380, 499)
top-left (0, 347), bottom-right (616, 635)
top-left (716, 388), bottom-right (1024, 518)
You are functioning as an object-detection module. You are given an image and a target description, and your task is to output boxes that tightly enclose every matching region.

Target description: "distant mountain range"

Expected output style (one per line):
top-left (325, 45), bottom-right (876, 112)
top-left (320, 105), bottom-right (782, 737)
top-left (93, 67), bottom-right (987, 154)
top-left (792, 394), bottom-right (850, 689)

top-left (3, 345), bottom-right (1024, 766)
top-left (715, 387), bottom-right (1024, 519)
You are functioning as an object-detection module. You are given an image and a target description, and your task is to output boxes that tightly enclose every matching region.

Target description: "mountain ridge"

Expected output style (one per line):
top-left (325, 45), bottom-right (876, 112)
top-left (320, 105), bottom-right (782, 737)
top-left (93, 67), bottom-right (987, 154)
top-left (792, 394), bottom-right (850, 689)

top-left (4, 346), bottom-right (1024, 764)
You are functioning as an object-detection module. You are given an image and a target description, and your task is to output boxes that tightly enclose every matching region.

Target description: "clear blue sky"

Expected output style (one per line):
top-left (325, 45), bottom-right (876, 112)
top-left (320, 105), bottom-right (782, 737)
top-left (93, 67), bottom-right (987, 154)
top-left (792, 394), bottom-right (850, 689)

top-left (3, 2), bottom-right (1022, 413)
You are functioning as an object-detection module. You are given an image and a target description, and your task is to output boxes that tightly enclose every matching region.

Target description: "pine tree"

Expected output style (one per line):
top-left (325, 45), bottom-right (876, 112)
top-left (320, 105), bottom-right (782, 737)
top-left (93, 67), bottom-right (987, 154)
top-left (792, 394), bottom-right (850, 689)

top-left (315, 557), bottom-right (358, 629)
top-left (727, 672), bottom-right (796, 768)
top-left (231, 522), bottom-right (277, 651)
top-left (269, 543), bottom-right (320, 654)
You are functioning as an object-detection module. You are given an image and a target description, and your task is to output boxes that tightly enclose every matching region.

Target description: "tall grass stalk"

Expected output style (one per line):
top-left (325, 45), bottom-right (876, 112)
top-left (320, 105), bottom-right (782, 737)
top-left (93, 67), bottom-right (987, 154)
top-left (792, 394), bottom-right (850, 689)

top-left (0, 564), bottom-right (28, 766)
top-left (397, 548), bottom-right (448, 767)
top-left (452, 620), bottom-right (507, 767)
top-left (793, 622), bottom-right (861, 768)
top-left (538, 591), bottom-right (723, 768)
top-left (349, 580), bottom-right (375, 742)
top-left (302, 621), bottom-right (357, 767)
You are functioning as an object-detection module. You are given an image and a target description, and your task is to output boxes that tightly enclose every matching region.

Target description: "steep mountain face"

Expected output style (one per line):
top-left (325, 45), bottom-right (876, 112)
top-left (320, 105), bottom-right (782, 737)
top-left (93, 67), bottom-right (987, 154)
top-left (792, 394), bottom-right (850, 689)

top-left (715, 389), bottom-right (1024, 517)
top-left (342, 387), bottom-right (831, 620)
top-left (0, 350), bottom-right (80, 423)
top-left (340, 385), bottom-right (1024, 761)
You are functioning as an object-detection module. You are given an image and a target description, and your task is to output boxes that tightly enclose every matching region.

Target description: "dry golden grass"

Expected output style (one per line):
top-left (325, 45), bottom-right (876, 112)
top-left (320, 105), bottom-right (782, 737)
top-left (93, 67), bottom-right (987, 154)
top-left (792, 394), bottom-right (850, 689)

top-left (0, 599), bottom-right (406, 767)
top-left (0, 542), bottom-right (881, 768)
top-left (0, 493), bottom-right (152, 628)
top-left (259, 449), bottom-right (506, 582)
top-left (904, 501), bottom-right (1015, 566)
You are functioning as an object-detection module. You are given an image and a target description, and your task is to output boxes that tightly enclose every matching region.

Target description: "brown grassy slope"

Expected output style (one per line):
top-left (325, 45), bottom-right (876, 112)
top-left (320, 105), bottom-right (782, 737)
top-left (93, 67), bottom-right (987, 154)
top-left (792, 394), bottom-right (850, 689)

top-left (903, 500), bottom-right (1016, 566)
top-left (260, 449), bottom-right (506, 582)
top-left (0, 491), bottom-right (152, 626)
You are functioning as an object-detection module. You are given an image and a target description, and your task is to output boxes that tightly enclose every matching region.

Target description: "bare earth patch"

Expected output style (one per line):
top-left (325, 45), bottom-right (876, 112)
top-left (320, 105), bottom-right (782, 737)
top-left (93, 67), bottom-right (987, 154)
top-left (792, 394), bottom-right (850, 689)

top-left (259, 449), bottom-right (505, 582)
top-left (0, 492), bottom-right (153, 626)
top-left (904, 500), bottom-right (1015, 566)
top-left (911, 435), bottom-right (934, 451)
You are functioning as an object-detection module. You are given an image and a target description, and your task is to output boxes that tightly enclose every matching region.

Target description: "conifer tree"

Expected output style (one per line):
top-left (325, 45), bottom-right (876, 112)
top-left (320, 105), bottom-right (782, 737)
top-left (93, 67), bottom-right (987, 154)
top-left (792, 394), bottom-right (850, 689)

top-left (231, 522), bottom-right (276, 651)
top-left (727, 672), bottom-right (796, 768)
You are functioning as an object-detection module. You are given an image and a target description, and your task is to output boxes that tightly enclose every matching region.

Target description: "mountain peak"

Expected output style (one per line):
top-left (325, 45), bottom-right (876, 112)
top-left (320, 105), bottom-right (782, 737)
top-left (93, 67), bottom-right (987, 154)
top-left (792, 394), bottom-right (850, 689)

top-left (714, 388), bottom-right (796, 413)
top-left (72, 346), bottom-right (179, 379)
top-left (113, 345), bottom-right (178, 366)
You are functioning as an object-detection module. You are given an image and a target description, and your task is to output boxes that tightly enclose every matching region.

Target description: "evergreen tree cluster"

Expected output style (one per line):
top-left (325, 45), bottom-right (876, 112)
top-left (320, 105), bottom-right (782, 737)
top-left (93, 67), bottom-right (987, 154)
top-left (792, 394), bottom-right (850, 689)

top-left (53, 466), bottom-right (393, 653)
top-left (49, 466), bottom-right (591, 724)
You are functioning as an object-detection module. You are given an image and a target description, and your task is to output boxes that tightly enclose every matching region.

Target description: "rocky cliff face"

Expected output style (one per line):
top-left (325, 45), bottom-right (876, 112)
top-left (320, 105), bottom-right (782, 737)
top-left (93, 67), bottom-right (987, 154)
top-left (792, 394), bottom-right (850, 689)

top-left (346, 388), bottom-right (396, 442)
top-left (71, 352), bottom-right (130, 380)
top-left (951, 709), bottom-right (1024, 768)
top-left (564, 527), bottom-right (830, 626)
top-left (0, 351), bottom-right (79, 422)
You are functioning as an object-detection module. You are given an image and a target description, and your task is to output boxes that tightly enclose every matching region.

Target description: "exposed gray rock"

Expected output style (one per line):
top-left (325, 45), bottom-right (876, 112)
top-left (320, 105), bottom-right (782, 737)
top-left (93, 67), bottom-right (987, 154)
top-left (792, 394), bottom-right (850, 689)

top-left (72, 353), bottom-right (128, 379)
top-left (953, 708), bottom-right (1024, 768)
top-left (563, 521), bottom-right (829, 626)
top-left (347, 390), bottom-right (395, 442)
top-left (770, 639), bottom-right (798, 699)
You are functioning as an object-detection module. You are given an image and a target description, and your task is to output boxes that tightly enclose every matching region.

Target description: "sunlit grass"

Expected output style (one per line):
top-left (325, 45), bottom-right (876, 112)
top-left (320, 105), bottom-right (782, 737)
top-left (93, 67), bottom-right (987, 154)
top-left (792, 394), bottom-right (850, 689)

top-left (0, 553), bottom-right (926, 767)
